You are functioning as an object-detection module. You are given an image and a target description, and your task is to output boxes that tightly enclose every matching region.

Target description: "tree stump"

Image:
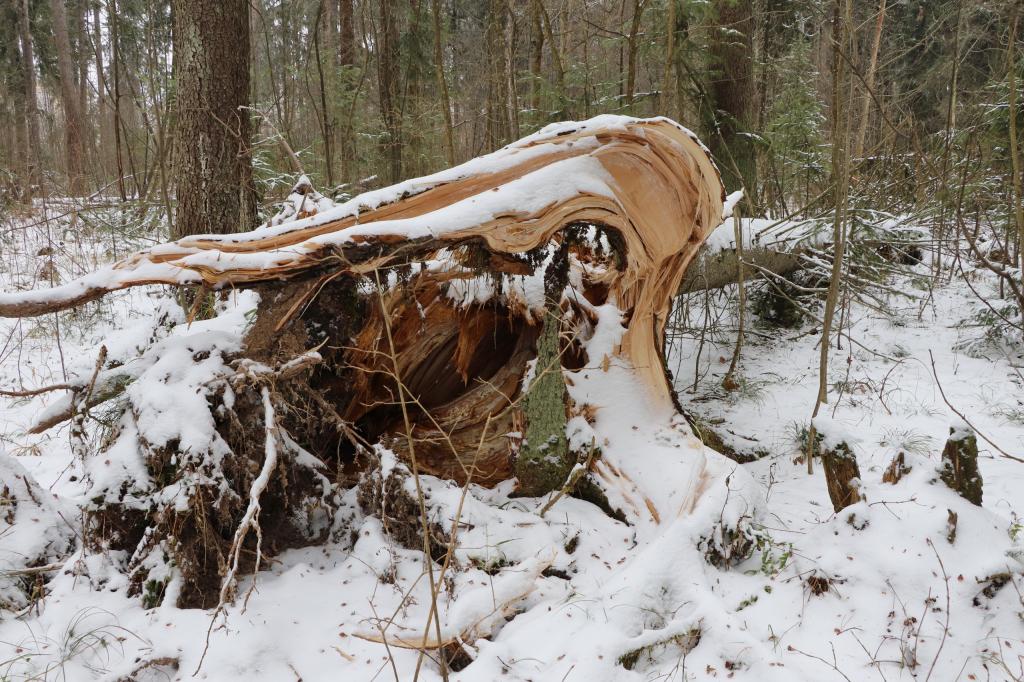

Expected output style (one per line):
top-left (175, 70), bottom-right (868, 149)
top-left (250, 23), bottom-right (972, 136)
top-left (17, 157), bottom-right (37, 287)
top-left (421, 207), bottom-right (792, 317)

top-left (0, 117), bottom-right (725, 491)
top-left (0, 116), bottom-right (736, 605)
top-left (881, 451), bottom-right (910, 484)
top-left (939, 424), bottom-right (983, 505)
top-left (822, 440), bottom-right (863, 512)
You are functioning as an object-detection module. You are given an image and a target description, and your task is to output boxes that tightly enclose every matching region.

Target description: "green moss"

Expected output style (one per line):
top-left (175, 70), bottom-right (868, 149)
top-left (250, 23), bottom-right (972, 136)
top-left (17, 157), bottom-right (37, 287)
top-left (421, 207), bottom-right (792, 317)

top-left (618, 649), bottom-right (641, 670)
top-left (515, 309), bottom-right (572, 496)
top-left (572, 473), bottom-right (627, 523)
top-left (468, 555), bottom-right (512, 575)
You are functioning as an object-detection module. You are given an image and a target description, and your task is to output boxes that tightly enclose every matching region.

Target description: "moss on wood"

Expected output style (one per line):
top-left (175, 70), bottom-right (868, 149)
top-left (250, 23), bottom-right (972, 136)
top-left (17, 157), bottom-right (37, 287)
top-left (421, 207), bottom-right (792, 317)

top-left (515, 308), bottom-right (572, 496)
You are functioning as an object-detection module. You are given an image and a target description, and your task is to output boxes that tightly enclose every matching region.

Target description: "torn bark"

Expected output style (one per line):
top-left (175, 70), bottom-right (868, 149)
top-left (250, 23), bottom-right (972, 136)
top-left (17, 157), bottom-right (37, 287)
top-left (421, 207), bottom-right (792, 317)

top-left (882, 451), bottom-right (911, 484)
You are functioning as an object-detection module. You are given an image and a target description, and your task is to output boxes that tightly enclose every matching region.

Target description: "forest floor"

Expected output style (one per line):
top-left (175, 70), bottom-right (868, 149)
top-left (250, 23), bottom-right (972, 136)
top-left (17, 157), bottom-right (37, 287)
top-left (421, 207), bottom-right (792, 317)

top-left (1, 203), bottom-right (1023, 681)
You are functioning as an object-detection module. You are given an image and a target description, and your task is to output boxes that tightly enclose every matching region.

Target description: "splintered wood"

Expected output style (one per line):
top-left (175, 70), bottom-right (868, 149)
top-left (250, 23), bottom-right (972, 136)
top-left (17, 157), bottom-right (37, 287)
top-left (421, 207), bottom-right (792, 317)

top-left (1, 116), bottom-right (726, 485)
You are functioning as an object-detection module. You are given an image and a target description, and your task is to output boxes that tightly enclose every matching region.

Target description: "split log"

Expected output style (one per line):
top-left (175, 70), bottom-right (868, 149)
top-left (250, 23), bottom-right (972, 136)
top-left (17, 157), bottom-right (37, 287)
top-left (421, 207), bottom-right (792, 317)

top-left (1, 116), bottom-right (725, 491)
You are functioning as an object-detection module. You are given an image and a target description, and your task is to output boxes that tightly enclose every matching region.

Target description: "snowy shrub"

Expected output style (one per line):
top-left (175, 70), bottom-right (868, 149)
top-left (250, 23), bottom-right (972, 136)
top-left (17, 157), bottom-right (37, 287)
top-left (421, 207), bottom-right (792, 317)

top-left (0, 451), bottom-right (74, 611)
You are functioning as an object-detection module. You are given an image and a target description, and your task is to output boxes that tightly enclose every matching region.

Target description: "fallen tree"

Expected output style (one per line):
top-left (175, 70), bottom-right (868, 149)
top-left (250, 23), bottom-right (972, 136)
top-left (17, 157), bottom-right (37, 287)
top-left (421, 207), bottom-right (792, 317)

top-left (679, 239), bottom-right (802, 293)
top-left (1, 116), bottom-right (758, 609)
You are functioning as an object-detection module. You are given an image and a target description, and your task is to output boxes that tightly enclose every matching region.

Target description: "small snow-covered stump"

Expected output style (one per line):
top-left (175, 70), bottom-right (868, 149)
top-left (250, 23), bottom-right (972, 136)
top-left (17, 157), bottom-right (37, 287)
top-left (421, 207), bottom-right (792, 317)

top-left (939, 422), bottom-right (983, 506)
top-left (813, 418), bottom-right (863, 513)
top-left (822, 441), bottom-right (863, 512)
top-left (882, 451), bottom-right (911, 484)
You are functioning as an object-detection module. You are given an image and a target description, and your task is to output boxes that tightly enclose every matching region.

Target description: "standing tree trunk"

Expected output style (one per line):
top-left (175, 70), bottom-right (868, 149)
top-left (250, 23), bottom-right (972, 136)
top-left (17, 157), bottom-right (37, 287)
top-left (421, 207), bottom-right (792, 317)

top-left (659, 0), bottom-right (676, 116)
top-left (92, 0), bottom-right (111, 185)
top-left (319, 0), bottom-right (338, 187)
top-left (503, 1), bottom-right (520, 141)
top-left (50, 0), bottom-right (88, 195)
top-left (312, 3), bottom-right (334, 187)
top-left (109, 0), bottom-right (127, 200)
top-left (853, 0), bottom-right (886, 161)
top-left (75, 0), bottom-right (89, 145)
top-left (538, 0), bottom-right (565, 116)
top-left (529, 0), bottom-right (544, 115)
top-left (624, 0), bottom-right (644, 110)
top-left (8, 25), bottom-right (28, 191)
top-left (16, 0), bottom-right (42, 196)
top-left (807, 0), bottom-right (851, 476)
top-left (338, 0), bottom-right (356, 182)
top-left (376, 0), bottom-right (402, 183)
top-left (171, 0), bottom-right (256, 239)
top-left (339, 0), bottom-right (354, 66)
top-left (708, 0), bottom-right (757, 206)
top-left (432, 0), bottom-right (455, 166)
top-left (486, 0), bottom-right (513, 148)
top-left (1008, 7), bottom-right (1024, 275)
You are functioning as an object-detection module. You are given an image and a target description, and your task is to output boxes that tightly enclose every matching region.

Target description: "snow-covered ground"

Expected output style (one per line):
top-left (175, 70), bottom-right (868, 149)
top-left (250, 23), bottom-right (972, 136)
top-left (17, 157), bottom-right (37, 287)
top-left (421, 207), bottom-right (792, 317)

top-left (1, 206), bottom-right (1023, 681)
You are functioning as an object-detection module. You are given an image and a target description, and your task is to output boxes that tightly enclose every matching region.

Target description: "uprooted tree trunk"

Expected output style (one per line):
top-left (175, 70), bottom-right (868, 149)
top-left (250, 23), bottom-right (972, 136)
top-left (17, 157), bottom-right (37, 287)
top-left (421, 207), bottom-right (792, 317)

top-left (0, 117), bottom-right (726, 607)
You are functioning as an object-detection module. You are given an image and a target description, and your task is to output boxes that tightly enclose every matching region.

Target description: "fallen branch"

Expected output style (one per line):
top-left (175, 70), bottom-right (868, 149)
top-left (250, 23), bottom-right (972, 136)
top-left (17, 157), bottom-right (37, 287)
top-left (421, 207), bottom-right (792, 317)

top-left (0, 382), bottom-right (77, 398)
top-left (679, 242), bottom-right (802, 293)
top-left (352, 557), bottom-right (552, 650)
top-left (0, 562), bottom-right (65, 578)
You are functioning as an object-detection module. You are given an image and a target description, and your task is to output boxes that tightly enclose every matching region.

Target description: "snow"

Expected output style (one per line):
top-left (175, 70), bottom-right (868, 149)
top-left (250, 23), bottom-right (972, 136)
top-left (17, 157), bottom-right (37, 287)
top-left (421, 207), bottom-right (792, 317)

top-left (722, 189), bottom-right (745, 220)
top-left (0, 450), bottom-right (74, 610)
top-left (811, 413), bottom-right (860, 450)
top-left (2, 203), bottom-right (1024, 681)
top-left (702, 215), bottom-right (820, 255)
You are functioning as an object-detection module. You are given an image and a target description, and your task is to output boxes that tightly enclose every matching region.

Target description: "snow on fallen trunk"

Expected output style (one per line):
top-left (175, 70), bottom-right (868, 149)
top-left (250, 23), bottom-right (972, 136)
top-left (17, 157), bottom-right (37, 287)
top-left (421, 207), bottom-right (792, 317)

top-left (0, 115), bottom-right (724, 413)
